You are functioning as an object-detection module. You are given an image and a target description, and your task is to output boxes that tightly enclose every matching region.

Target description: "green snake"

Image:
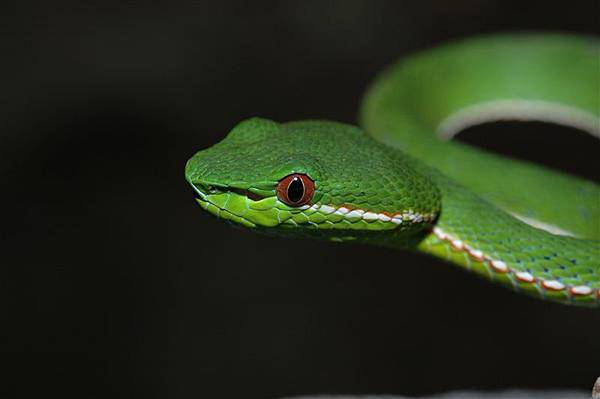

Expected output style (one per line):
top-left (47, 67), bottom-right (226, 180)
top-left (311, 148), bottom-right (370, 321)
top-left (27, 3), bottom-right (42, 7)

top-left (185, 33), bottom-right (600, 307)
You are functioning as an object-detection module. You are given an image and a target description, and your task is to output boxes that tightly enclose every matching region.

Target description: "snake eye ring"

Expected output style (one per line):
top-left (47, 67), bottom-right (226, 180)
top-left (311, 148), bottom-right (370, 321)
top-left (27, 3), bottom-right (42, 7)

top-left (276, 174), bottom-right (315, 206)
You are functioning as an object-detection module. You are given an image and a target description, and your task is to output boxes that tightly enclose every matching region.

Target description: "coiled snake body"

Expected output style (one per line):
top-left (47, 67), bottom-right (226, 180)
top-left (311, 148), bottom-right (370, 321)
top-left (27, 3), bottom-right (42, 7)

top-left (186, 34), bottom-right (600, 306)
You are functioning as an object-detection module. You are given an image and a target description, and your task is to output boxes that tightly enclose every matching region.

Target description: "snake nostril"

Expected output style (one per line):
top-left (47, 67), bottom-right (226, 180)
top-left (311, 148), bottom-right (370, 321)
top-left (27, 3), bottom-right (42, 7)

top-left (207, 186), bottom-right (219, 194)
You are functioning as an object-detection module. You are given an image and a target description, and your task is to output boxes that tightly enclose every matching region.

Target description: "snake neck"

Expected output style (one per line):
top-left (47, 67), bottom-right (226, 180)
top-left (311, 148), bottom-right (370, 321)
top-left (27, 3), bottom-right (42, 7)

top-left (360, 33), bottom-right (600, 240)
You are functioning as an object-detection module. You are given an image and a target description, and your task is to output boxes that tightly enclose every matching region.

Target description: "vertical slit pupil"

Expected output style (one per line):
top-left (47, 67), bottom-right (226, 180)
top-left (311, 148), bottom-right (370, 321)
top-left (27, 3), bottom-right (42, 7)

top-left (287, 177), bottom-right (304, 203)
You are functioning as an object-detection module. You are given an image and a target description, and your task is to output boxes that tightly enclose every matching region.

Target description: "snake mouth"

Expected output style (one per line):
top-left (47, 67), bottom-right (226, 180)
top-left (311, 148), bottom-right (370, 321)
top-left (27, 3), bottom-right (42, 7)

top-left (192, 185), bottom-right (264, 202)
top-left (190, 181), bottom-right (315, 229)
top-left (190, 181), bottom-right (435, 234)
top-left (190, 182), bottom-right (265, 228)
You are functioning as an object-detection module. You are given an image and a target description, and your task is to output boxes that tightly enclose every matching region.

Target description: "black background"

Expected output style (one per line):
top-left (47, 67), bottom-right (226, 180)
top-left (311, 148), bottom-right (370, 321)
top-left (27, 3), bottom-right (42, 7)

top-left (3, 1), bottom-right (599, 398)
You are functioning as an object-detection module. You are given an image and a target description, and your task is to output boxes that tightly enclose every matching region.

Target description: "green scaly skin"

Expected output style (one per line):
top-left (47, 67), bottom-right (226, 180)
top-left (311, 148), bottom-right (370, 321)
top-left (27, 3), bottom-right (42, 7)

top-left (185, 34), bottom-right (600, 306)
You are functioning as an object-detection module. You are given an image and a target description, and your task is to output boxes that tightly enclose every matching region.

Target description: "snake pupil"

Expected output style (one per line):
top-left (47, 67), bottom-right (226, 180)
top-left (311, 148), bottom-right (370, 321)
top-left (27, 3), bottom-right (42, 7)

top-left (287, 177), bottom-right (304, 203)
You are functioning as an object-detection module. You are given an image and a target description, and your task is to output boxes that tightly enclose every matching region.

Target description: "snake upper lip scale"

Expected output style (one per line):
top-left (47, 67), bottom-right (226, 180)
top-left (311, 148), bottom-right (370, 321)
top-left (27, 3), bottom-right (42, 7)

top-left (186, 33), bottom-right (600, 307)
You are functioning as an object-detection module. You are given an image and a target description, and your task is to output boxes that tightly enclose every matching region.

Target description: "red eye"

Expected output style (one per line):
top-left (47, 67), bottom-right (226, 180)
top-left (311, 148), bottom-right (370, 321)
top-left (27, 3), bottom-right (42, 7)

top-left (276, 174), bottom-right (315, 206)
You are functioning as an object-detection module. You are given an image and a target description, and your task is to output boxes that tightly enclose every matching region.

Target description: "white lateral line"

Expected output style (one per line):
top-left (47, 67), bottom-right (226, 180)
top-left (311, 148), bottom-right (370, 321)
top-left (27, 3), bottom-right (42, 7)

top-left (437, 99), bottom-right (600, 140)
top-left (509, 212), bottom-right (578, 238)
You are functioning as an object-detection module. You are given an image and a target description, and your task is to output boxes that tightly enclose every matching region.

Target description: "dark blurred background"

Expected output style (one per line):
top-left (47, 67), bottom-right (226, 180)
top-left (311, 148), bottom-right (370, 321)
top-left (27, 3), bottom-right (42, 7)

top-left (2, 1), bottom-right (599, 398)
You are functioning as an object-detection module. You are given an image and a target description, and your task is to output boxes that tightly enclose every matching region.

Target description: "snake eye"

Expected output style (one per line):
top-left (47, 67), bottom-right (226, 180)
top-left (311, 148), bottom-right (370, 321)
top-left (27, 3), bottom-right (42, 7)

top-left (277, 173), bottom-right (315, 206)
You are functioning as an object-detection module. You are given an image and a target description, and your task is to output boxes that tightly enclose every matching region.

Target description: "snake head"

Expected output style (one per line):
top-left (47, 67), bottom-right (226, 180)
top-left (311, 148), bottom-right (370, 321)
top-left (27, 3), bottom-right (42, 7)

top-left (185, 117), bottom-right (440, 244)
